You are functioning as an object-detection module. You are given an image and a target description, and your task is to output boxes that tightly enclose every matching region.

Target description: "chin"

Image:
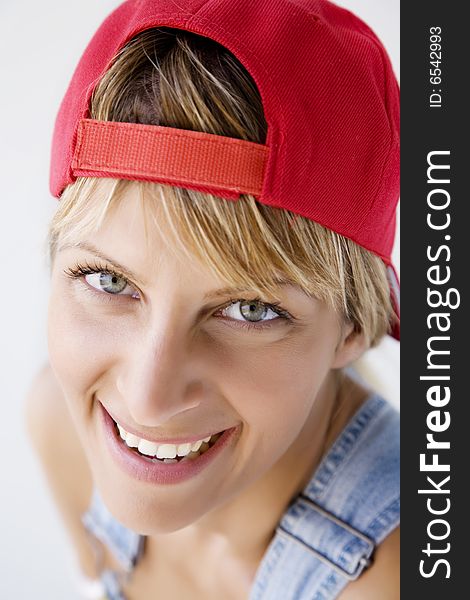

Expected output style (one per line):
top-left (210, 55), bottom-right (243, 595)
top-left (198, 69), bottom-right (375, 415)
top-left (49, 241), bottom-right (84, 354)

top-left (94, 477), bottom-right (208, 535)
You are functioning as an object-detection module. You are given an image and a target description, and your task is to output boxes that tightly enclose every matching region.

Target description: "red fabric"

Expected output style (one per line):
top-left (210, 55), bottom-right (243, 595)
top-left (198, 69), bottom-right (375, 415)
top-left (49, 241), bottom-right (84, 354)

top-left (50, 0), bottom-right (400, 339)
top-left (73, 119), bottom-right (268, 198)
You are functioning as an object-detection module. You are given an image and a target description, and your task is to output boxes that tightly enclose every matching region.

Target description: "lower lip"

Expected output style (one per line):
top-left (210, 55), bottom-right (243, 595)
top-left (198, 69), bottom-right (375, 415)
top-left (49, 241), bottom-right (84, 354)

top-left (99, 403), bottom-right (239, 485)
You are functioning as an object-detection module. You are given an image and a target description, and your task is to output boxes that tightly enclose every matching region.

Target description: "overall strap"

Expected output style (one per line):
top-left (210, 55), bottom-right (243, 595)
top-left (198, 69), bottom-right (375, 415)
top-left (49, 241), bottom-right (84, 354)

top-left (82, 487), bottom-right (146, 573)
top-left (249, 394), bottom-right (400, 600)
top-left (81, 487), bottom-right (146, 599)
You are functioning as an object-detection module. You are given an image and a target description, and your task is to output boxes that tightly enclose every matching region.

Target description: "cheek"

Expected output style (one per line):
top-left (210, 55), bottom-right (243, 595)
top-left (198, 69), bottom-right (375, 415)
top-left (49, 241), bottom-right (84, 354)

top-left (210, 331), bottom-right (336, 454)
top-left (47, 286), bottom-right (116, 404)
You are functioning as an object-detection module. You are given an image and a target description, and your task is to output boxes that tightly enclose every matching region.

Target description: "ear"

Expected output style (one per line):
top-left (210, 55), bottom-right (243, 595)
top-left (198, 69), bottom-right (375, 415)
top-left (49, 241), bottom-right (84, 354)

top-left (331, 321), bottom-right (369, 369)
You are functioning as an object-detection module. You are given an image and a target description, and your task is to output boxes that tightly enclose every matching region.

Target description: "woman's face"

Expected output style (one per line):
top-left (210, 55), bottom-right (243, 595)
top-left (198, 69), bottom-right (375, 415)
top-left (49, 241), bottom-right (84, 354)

top-left (47, 181), bottom-right (357, 535)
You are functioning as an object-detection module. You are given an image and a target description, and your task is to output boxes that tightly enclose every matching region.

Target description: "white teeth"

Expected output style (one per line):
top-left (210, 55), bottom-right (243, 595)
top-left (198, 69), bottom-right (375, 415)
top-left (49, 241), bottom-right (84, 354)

top-left (156, 444), bottom-right (177, 459)
top-left (191, 439), bottom-right (203, 452)
top-left (138, 439), bottom-right (159, 457)
top-left (176, 443), bottom-right (192, 457)
top-left (125, 433), bottom-right (140, 448)
top-left (115, 420), bottom-right (223, 461)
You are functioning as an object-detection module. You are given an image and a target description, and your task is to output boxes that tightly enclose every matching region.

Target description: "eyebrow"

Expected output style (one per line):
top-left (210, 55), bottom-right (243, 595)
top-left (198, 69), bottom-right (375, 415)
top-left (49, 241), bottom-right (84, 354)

top-left (204, 286), bottom-right (247, 301)
top-left (202, 280), bottom-right (295, 301)
top-left (59, 240), bottom-right (297, 299)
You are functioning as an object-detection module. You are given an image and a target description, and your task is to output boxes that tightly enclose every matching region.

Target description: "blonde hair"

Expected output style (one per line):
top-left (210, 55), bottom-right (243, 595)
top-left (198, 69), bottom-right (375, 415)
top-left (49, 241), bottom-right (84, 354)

top-left (48, 27), bottom-right (396, 347)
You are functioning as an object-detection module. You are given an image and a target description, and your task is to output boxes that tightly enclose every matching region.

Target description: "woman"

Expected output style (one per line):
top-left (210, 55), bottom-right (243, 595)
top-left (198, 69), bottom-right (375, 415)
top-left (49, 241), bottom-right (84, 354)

top-left (25, 1), bottom-right (400, 598)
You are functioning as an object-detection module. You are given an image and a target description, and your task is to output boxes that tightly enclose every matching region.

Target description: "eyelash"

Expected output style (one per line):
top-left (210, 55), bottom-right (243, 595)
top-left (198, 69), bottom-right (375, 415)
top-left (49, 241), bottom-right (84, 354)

top-left (63, 260), bottom-right (294, 331)
top-left (63, 259), bottom-right (137, 300)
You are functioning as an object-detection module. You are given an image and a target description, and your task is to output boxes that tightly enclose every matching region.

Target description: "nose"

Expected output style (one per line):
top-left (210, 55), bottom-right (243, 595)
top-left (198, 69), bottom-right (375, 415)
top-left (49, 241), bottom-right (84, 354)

top-left (116, 318), bottom-right (202, 428)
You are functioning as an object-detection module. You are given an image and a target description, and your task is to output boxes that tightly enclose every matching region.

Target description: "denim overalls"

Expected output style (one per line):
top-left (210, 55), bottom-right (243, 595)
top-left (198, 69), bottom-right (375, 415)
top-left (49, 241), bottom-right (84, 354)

top-left (81, 391), bottom-right (400, 599)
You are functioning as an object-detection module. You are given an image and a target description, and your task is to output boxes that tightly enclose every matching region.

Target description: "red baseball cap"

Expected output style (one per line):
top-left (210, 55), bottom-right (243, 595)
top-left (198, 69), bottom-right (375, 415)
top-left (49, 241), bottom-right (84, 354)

top-left (50, 0), bottom-right (400, 339)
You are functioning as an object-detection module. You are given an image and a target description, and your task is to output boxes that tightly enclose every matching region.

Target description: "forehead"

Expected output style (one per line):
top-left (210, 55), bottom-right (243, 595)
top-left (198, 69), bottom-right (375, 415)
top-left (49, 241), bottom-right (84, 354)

top-left (57, 179), bottom-right (294, 295)
top-left (54, 176), bottom-right (344, 317)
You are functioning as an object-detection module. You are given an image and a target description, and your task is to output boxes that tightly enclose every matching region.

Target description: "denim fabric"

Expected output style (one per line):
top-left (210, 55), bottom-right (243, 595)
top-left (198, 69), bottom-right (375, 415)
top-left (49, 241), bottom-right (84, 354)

top-left (81, 489), bottom-right (146, 599)
top-left (81, 392), bottom-right (399, 599)
top-left (249, 393), bottom-right (400, 599)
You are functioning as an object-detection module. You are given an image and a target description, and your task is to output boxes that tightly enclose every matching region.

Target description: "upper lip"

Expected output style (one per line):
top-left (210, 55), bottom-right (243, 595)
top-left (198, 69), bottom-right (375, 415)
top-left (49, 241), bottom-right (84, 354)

top-left (100, 401), bottom-right (231, 445)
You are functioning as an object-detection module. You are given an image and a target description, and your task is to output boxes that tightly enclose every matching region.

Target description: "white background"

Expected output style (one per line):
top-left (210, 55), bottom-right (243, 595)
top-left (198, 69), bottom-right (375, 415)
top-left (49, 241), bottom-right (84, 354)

top-left (0, 1), bottom-right (399, 597)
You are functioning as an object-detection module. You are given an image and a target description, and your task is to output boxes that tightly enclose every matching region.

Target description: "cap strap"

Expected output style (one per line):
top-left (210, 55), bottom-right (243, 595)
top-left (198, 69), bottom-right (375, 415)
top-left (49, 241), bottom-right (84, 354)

top-left (72, 119), bottom-right (269, 198)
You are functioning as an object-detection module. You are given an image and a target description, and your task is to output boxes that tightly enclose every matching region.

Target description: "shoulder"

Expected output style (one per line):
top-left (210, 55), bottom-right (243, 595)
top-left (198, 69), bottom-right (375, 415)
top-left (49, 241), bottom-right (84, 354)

top-left (24, 362), bottom-right (68, 441)
top-left (24, 363), bottom-right (107, 576)
top-left (302, 388), bottom-right (399, 598)
top-left (24, 363), bottom-right (127, 579)
top-left (333, 392), bottom-right (399, 598)
top-left (337, 526), bottom-right (400, 600)
top-left (23, 361), bottom-right (93, 522)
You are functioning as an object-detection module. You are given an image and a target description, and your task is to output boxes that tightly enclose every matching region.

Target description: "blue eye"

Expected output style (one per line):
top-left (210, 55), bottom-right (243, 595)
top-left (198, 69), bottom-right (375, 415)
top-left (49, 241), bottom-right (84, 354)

top-left (63, 261), bottom-right (140, 299)
top-left (222, 300), bottom-right (281, 323)
top-left (63, 262), bottom-right (293, 330)
top-left (84, 271), bottom-right (136, 296)
top-left (216, 297), bottom-right (293, 331)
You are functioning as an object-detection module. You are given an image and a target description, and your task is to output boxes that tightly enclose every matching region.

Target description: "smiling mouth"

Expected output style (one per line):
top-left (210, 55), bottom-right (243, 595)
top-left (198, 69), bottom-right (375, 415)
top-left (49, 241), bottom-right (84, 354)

top-left (112, 420), bottom-right (225, 464)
